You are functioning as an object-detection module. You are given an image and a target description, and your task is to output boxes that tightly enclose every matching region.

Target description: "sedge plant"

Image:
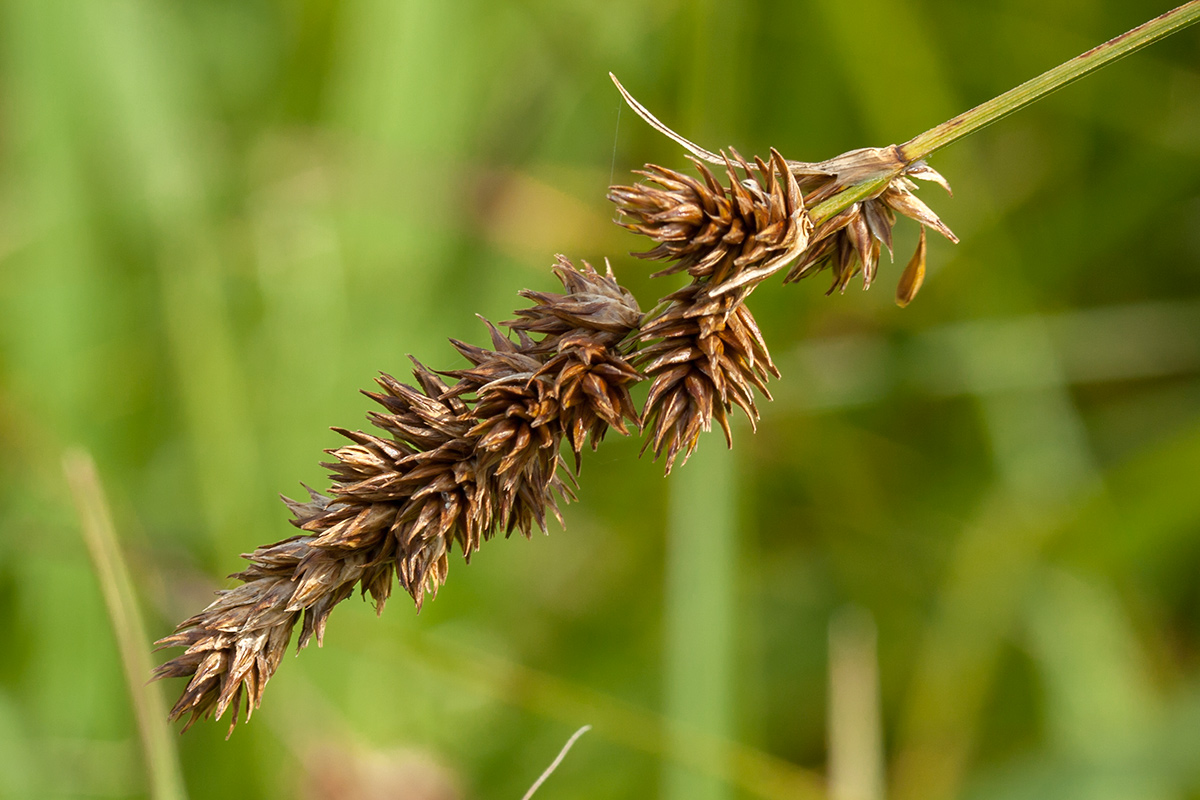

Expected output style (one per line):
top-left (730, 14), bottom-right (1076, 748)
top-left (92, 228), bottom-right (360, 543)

top-left (154, 1), bottom-right (1200, 734)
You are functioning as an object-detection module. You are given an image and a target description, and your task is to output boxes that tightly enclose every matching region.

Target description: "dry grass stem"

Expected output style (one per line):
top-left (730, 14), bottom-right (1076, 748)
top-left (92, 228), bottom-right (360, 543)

top-left (521, 725), bottom-right (592, 800)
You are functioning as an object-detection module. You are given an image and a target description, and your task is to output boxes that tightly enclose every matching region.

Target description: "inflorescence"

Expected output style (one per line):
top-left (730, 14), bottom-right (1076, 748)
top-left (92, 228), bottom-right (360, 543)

top-left (155, 80), bottom-right (955, 734)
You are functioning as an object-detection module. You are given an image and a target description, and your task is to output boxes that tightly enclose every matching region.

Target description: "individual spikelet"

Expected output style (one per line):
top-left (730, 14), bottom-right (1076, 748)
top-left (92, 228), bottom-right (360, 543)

top-left (608, 148), bottom-right (811, 302)
top-left (635, 283), bottom-right (777, 473)
top-left (506, 256), bottom-right (644, 465)
top-left (782, 153), bottom-right (956, 299)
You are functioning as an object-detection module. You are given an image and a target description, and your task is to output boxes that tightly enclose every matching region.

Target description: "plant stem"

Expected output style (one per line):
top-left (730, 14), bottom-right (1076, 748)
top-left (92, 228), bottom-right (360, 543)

top-left (65, 450), bottom-right (188, 800)
top-left (902, 1), bottom-right (1200, 162)
top-left (810, 0), bottom-right (1200, 224)
top-left (810, 175), bottom-right (894, 226)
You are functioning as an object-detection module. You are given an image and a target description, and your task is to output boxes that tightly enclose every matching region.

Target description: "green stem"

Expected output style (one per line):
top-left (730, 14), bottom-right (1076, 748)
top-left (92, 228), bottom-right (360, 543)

top-left (810, 0), bottom-right (1200, 225)
top-left (65, 450), bottom-right (188, 800)
top-left (809, 175), bottom-right (894, 226)
top-left (901, 0), bottom-right (1200, 162)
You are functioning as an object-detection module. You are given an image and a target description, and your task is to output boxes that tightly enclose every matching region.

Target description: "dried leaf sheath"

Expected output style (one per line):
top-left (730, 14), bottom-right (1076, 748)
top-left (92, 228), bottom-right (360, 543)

top-left (154, 257), bottom-right (642, 733)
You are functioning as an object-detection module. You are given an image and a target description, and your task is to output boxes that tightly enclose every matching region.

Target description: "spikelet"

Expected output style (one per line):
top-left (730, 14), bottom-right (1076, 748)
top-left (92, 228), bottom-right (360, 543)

top-left (506, 256), bottom-right (644, 465)
top-left (610, 153), bottom-right (793, 471)
top-left (636, 284), bottom-right (777, 472)
top-left (608, 149), bottom-right (811, 301)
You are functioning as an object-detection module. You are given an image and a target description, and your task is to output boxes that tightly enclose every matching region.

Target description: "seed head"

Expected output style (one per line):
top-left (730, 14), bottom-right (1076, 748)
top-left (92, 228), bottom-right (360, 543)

top-left (609, 149), bottom-right (811, 301)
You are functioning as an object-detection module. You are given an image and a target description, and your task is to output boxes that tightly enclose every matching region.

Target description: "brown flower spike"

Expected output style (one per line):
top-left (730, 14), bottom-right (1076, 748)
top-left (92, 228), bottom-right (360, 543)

top-left (155, 257), bottom-right (642, 733)
top-left (158, 74), bottom-right (961, 734)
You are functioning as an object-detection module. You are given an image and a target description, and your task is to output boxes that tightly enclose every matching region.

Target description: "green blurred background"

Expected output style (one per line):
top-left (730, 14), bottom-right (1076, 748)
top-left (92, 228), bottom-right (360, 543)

top-left (2, 1), bottom-right (1199, 798)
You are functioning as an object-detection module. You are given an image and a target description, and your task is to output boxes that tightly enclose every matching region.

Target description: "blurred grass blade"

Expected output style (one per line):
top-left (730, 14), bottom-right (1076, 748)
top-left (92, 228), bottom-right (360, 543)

top-left (663, 442), bottom-right (737, 800)
top-left (828, 606), bottom-right (884, 800)
top-left (79, 0), bottom-right (268, 560)
top-left (64, 449), bottom-right (188, 800)
top-left (1022, 569), bottom-right (1158, 761)
top-left (660, 2), bottom-right (745, 797)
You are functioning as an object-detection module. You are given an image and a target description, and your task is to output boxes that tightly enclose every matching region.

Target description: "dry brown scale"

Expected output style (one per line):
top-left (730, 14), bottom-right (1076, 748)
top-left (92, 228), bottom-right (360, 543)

top-left (154, 257), bottom-right (642, 733)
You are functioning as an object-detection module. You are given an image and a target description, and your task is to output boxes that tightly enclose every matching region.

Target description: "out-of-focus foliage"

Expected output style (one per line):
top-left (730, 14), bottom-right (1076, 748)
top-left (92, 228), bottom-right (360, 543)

top-left (1, 1), bottom-right (1198, 798)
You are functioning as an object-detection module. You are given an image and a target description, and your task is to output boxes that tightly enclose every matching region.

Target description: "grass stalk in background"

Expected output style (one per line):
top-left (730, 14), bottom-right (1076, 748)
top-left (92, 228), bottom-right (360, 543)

top-left (663, 444), bottom-right (738, 800)
top-left (661, 3), bottom-right (740, 799)
top-left (64, 449), bottom-right (187, 800)
top-left (828, 607), bottom-right (884, 800)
